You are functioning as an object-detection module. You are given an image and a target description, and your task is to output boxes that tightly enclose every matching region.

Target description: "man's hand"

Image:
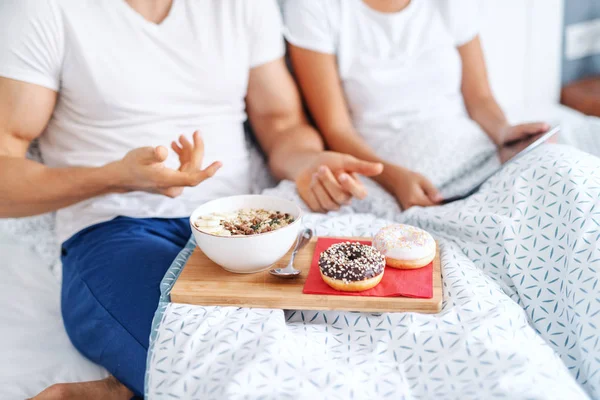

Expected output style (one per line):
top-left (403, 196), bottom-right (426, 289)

top-left (295, 152), bottom-right (383, 212)
top-left (383, 165), bottom-right (442, 210)
top-left (113, 131), bottom-right (222, 198)
top-left (496, 122), bottom-right (551, 147)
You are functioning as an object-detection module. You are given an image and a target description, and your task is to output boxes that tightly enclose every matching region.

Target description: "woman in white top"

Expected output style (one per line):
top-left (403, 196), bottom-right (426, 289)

top-left (283, 0), bottom-right (550, 210)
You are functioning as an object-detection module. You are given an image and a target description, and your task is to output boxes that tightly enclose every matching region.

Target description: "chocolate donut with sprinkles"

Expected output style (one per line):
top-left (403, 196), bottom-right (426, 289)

top-left (319, 242), bottom-right (386, 292)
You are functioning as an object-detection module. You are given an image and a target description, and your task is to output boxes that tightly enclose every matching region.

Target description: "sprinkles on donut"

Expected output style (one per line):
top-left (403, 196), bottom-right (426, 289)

top-left (373, 224), bottom-right (436, 269)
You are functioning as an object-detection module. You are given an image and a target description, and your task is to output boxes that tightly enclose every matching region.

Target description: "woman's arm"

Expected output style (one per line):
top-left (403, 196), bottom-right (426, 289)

top-left (288, 45), bottom-right (442, 209)
top-left (459, 36), bottom-right (549, 147)
top-left (245, 57), bottom-right (383, 212)
top-left (287, 48), bottom-right (384, 167)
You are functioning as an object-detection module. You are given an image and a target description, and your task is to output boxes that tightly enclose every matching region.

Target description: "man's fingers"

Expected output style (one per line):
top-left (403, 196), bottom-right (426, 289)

top-left (312, 177), bottom-right (339, 211)
top-left (171, 141), bottom-right (182, 156)
top-left (342, 157), bottom-right (384, 177)
top-left (179, 135), bottom-right (193, 152)
top-left (185, 161), bottom-right (222, 185)
top-left (145, 145), bottom-right (168, 164)
top-left (317, 166), bottom-right (352, 205)
top-left (201, 161), bottom-right (222, 179)
top-left (137, 147), bottom-right (157, 163)
top-left (420, 177), bottom-right (442, 204)
top-left (338, 172), bottom-right (367, 200)
top-left (156, 170), bottom-right (195, 187)
top-left (192, 130), bottom-right (203, 149)
top-left (191, 131), bottom-right (205, 165)
top-left (160, 187), bottom-right (184, 199)
top-left (159, 162), bottom-right (221, 187)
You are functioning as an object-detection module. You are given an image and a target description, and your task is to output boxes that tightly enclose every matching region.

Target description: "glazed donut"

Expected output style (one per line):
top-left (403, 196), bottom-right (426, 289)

top-left (372, 224), bottom-right (436, 269)
top-left (319, 242), bottom-right (385, 292)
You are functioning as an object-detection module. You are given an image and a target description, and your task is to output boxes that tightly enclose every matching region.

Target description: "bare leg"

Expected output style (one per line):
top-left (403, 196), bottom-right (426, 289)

top-left (31, 376), bottom-right (133, 400)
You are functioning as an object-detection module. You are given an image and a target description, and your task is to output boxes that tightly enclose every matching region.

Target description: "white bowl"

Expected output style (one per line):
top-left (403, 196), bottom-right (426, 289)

top-left (189, 195), bottom-right (302, 273)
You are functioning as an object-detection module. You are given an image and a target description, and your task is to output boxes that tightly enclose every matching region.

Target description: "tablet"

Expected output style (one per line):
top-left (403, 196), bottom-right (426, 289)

top-left (440, 125), bottom-right (560, 204)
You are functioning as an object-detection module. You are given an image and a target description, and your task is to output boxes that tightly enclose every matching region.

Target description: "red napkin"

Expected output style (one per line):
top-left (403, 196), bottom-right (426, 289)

top-left (303, 238), bottom-right (433, 298)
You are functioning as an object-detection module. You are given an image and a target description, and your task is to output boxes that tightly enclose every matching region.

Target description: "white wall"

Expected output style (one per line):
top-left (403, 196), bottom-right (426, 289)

top-left (479, 0), bottom-right (564, 117)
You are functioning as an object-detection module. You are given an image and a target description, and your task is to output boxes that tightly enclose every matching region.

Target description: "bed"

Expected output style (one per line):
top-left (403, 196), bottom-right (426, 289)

top-left (1, 1), bottom-right (598, 399)
top-left (0, 233), bottom-right (108, 399)
top-left (2, 103), bottom-right (598, 399)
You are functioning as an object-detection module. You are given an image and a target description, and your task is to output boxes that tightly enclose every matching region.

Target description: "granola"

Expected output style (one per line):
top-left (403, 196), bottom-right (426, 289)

top-left (194, 209), bottom-right (295, 236)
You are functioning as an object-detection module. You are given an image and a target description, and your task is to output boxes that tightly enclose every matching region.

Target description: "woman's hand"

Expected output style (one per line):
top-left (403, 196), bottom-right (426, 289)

top-left (382, 165), bottom-right (442, 210)
top-left (496, 122), bottom-right (551, 147)
top-left (114, 131), bottom-right (222, 198)
top-left (295, 152), bottom-right (383, 212)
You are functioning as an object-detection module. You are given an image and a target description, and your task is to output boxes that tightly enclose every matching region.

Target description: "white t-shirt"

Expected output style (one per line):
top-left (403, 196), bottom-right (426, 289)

top-left (283, 0), bottom-right (493, 189)
top-left (0, 0), bottom-right (284, 243)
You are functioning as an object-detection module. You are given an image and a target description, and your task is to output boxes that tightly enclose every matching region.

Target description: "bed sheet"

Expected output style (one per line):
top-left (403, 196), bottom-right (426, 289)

top-left (0, 233), bottom-right (107, 400)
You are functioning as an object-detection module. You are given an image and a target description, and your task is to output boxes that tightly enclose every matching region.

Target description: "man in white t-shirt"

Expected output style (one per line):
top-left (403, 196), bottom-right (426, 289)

top-left (0, 0), bottom-right (382, 398)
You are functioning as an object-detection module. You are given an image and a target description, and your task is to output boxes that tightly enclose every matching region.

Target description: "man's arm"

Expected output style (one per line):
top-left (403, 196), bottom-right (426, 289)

top-left (459, 36), bottom-right (549, 147)
top-left (0, 77), bottom-right (220, 218)
top-left (245, 58), bottom-right (383, 212)
top-left (246, 58), bottom-right (323, 181)
top-left (0, 77), bottom-right (122, 217)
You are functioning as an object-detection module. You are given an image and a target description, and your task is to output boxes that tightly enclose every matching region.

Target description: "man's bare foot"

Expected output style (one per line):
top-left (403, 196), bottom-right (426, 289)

top-left (31, 376), bottom-right (133, 400)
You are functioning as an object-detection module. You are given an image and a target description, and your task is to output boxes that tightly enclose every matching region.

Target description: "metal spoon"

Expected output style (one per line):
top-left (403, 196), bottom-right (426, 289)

top-left (269, 228), bottom-right (313, 278)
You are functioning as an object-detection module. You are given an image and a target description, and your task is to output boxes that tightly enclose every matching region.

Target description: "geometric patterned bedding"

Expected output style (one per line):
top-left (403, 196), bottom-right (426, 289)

top-left (147, 144), bottom-right (600, 399)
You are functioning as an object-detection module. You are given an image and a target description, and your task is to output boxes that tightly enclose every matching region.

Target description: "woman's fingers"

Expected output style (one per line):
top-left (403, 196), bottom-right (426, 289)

top-left (398, 179), bottom-right (437, 210)
top-left (408, 190), bottom-right (435, 209)
top-left (311, 175), bottom-right (340, 211)
top-left (342, 156), bottom-right (384, 177)
top-left (503, 122), bottom-right (551, 145)
top-left (302, 186), bottom-right (324, 213)
top-left (338, 172), bottom-right (367, 200)
top-left (317, 166), bottom-right (352, 205)
top-left (516, 122), bottom-right (550, 135)
top-left (420, 177), bottom-right (442, 204)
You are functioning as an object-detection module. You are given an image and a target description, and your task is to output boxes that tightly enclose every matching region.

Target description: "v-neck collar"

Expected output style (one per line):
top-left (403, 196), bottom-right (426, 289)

top-left (118, 0), bottom-right (179, 29)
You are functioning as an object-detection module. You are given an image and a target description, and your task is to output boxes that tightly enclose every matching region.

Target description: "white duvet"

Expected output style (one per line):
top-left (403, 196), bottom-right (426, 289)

top-left (147, 141), bottom-right (600, 397)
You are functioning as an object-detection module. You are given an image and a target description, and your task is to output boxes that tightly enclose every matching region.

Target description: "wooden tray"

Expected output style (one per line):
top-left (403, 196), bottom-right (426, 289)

top-left (171, 237), bottom-right (442, 313)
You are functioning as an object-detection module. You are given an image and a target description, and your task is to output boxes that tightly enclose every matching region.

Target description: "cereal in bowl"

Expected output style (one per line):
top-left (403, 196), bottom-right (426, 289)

top-left (194, 208), bottom-right (295, 236)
